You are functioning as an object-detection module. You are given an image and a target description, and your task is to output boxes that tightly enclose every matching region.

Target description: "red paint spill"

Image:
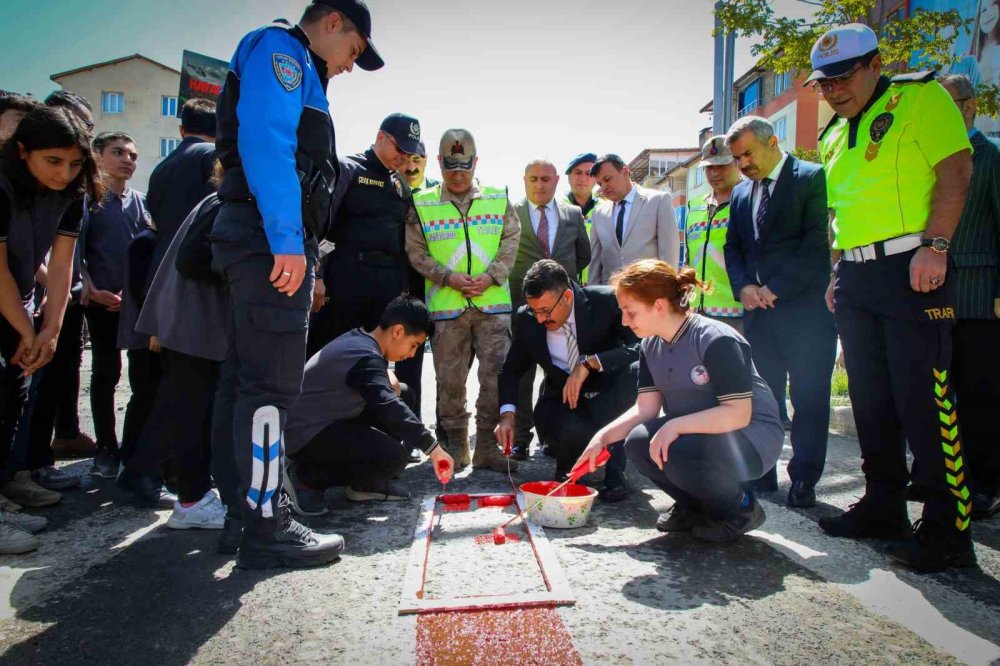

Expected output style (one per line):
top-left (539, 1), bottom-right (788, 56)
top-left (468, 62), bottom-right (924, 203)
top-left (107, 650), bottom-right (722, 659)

top-left (440, 501), bottom-right (470, 512)
top-left (478, 495), bottom-right (515, 507)
top-left (416, 608), bottom-right (582, 666)
top-left (492, 527), bottom-right (506, 544)
top-left (472, 532), bottom-right (521, 545)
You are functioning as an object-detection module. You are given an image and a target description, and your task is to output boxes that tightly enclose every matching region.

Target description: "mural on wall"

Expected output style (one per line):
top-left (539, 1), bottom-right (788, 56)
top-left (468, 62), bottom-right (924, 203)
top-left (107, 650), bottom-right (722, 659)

top-left (911, 0), bottom-right (999, 137)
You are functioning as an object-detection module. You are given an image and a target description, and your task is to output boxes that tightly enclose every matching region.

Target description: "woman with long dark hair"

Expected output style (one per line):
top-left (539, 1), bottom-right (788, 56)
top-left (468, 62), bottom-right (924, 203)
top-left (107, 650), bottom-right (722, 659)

top-left (0, 105), bottom-right (101, 554)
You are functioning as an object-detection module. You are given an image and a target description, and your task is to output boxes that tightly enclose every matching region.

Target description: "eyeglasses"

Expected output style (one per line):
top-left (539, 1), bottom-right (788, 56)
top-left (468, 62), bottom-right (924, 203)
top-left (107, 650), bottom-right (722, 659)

top-left (812, 63), bottom-right (866, 92)
top-left (525, 291), bottom-right (565, 319)
top-left (382, 132), bottom-right (410, 157)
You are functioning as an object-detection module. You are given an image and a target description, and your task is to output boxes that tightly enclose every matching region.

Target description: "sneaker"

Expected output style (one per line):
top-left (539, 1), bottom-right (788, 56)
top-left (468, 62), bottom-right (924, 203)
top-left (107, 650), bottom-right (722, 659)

top-left (51, 432), bottom-right (97, 459)
top-left (218, 513), bottom-right (244, 555)
top-left (31, 465), bottom-right (81, 491)
top-left (886, 519), bottom-right (977, 573)
top-left (693, 496), bottom-right (766, 543)
top-left (0, 471), bottom-right (62, 508)
top-left (283, 462), bottom-right (328, 516)
top-left (345, 479), bottom-right (410, 502)
top-left (0, 493), bottom-right (22, 513)
top-left (0, 516), bottom-right (38, 555)
top-left (167, 492), bottom-right (226, 530)
top-left (2, 510), bottom-right (47, 534)
top-left (657, 505), bottom-right (704, 533)
top-left (157, 487), bottom-right (179, 509)
top-left (409, 448), bottom-right (422, 464)
top-left (818, 496), bottom-right (911, 540)
top-left (89, 450), bottom-right (120, 479)
top-left (236, 501), bottom-right (345, 570)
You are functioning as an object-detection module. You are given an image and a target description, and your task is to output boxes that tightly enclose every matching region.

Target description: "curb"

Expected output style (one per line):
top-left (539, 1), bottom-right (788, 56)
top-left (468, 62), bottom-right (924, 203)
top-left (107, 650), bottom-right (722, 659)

top-left (829, 405), bottom-right (857, 438)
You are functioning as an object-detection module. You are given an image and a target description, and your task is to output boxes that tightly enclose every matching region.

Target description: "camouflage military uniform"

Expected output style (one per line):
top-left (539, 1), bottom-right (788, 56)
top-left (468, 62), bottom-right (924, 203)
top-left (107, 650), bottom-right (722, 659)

top-left (404, 183), bottom-right (521, 470)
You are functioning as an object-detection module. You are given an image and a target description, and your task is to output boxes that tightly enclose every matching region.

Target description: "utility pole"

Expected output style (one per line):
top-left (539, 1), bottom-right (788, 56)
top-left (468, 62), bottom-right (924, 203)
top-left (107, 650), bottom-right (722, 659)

top-left (713, 2), bottom-right (736, 135)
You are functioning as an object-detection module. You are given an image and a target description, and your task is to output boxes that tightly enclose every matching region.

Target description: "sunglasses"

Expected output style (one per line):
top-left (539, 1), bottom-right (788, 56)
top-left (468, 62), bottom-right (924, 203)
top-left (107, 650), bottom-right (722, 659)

top-left (812, 63), bottom-right (866, 92)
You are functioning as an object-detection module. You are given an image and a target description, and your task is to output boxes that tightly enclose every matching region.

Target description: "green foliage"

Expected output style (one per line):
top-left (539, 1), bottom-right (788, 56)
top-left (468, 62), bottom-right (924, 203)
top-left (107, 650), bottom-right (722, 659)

top-left (831, 366), bottom-right (849, 397)
top-left (791, 147), bottom-right (820, 163)
top-left (715, 0), bottom-right (997, 117)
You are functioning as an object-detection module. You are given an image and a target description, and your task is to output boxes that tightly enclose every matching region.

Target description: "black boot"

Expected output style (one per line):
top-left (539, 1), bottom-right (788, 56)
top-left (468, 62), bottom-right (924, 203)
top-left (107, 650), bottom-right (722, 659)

top-left (218, 512), bottom-right (244, 555)
top-left (886, 519), bottom-right (976, 573)
top-left (818, 494), bottom-right (911, 539)
top-left (116, 468), bottom-right (163, 508)
top-left (236, 497), bottom-right (345, 570)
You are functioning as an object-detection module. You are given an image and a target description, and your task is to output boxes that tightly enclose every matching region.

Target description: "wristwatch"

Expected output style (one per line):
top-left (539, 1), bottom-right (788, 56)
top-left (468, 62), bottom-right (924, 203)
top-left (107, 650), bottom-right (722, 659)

top-left (921, 237), bottom-right (951, 254)
top-left (579, 355), bottom-right (599, 371)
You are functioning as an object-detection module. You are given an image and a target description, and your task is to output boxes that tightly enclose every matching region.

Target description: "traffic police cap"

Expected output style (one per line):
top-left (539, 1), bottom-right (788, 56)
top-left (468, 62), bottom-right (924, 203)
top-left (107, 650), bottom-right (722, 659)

top-left (565, 152), bottom-right (597, 175)
top-left (379, 113), bottom-right (421, 154)
top-left (697, 136), bottom-right (734, 167)
top-left (439, 129), bottom-right (476, 171)
top-left (804, 23), bottom-right (879, 85)
top-left (316, 0), bottom-right (384, 71)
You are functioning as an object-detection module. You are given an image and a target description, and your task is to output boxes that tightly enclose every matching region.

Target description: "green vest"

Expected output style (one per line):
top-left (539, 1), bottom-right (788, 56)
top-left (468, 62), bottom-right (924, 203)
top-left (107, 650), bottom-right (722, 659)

top-left (820, 74), bottom-right (973, 249)
top-left (685, 195), bottom-right (743, 318)
top-left (568, 193), bottom-right (596, 283)
top-left (414, 184), bottom-right (512, 320)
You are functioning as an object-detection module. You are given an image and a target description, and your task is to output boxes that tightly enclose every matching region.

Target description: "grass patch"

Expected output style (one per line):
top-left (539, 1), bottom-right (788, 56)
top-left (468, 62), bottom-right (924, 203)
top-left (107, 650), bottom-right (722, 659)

top-left (831, 366), bottom-right (849, 397)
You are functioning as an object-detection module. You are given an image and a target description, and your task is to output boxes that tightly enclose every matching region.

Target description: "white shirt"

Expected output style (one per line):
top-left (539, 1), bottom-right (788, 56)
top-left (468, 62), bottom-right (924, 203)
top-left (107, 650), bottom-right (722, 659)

top-left (751, 152), bottom-right (787, 240)
top-left (499, 307), bottom-right (578, 415)
top-left (527, 198), bottom-right (559, 254)
top-left (614, 186), bottom-right (638, 244)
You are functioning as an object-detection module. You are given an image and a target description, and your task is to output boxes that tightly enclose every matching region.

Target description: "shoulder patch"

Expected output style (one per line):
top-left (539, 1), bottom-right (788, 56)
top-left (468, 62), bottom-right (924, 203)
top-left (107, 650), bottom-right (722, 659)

top-left (890, 70), bottom-right (935, 84)
top-left (272, 53), bottom-right (303, 92)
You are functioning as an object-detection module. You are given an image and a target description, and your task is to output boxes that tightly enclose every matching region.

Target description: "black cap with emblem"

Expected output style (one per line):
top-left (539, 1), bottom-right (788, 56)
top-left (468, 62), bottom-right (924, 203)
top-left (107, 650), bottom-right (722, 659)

top-left (317, 0), bottom-right (384, 71)
top-left (379, 113), bottom-right (422, 155)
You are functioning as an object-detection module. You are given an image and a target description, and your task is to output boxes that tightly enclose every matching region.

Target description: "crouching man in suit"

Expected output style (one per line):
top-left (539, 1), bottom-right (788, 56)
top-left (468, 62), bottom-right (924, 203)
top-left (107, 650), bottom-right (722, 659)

top-left (495, 259), bottom-right (638, 501)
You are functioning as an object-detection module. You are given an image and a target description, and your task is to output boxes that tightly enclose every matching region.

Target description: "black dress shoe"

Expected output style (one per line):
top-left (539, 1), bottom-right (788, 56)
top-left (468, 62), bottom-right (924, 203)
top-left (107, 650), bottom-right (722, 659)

top-left (972, 491), bottom-right (1000, 520)
top-left (598, 484), bottom-right (629, 502)
top-left (746, 476), bottom-right (778, 493)
top-left (116, 469), bottom-right (162, 507)
top-left (510, 444), bottom-right (529, 461)
top-left (886, 520), bottom-right (976, 573)
top-left (787, 481), bottom-right (816, 508)
top-left (218, 514), bottom-right (244, 555)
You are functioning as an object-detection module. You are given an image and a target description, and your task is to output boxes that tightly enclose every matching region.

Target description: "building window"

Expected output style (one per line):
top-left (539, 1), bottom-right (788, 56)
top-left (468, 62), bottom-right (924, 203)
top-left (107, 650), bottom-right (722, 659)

top-left (774, 117), bottom-right (787, 143)
top-left (159, 138), bottom-right (181, 158)
top-left (694, 167), bottom-right (705, 187)
top-left (737, 78), bottom-right (762, 118)
top-left (774, 71), bottom-right (791, 96)
top-left (649, 158), bottom-right (672, 178)
top-left (101, 92), bottom-right (125, 114)
top-left (161, 96), bottom-right (178, 117)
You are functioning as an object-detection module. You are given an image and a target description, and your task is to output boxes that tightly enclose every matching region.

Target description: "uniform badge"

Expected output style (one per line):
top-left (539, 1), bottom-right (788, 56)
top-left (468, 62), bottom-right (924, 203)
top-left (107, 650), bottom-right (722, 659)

top-left (869, 112), bottom-right (894, 143)
top-left (272, 53), bottom-right (303, 92)
top-left (450, 141), bottom-right (465, 156)
top-left (690, 365), bottom-right (710, 386)
top-left (409, 122), bottom-right (420, 141)
top-left (885, 92), bottom-right (902, 111)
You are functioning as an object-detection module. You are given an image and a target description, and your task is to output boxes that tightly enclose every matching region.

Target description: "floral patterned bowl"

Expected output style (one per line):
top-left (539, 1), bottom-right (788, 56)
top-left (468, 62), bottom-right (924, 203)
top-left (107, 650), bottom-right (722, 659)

top-left (519, 481), bottom-right (598, 529)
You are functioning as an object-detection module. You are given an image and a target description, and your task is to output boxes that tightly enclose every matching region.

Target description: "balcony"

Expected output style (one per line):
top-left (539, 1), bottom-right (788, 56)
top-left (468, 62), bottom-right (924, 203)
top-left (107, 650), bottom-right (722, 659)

top-left (737, 101), bottom-right (760, 119)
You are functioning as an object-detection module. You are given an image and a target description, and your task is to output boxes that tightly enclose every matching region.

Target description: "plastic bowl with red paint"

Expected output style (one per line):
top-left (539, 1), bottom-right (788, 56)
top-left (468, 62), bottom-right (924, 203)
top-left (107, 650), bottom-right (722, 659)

top-left (519, 481), bottom-right (598, 529)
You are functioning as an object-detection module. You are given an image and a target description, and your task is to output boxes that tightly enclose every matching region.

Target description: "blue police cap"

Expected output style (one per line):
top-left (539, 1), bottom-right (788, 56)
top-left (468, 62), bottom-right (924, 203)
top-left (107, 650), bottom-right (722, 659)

top-left (565, 152), bottom-right (597, 175)
top-left (318, 0), bottom-right (384, 71)
top-left (379, 113), bottom-right (421, 155)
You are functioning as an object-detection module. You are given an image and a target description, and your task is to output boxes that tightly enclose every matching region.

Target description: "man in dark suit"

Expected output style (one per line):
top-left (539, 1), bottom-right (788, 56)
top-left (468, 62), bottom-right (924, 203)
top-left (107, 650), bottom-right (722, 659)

top-left (507, 160), bottom-right (592, 459)
top-left (145, 98), bottom-right (218, 282)
top-left (496, 260), bottom-right (638, 501)
top-left (940, 75), bottom-right (1000, 517)
top-left (723, 115), bottom-right (836, 508)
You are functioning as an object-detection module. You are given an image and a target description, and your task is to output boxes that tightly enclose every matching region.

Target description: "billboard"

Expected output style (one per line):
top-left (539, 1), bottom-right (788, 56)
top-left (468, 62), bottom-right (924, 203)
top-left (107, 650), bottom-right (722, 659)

top-left (178, 50), bottom-right (229, 112)
top-left (909, 0), bottom-right (1000, 138)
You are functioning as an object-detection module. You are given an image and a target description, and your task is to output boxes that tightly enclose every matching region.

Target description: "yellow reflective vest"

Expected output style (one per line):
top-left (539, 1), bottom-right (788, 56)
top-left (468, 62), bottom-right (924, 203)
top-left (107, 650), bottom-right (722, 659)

top-left (685, 194), bottom-right (743, 317)
top-left (413, 184), bottom-right (512, 320)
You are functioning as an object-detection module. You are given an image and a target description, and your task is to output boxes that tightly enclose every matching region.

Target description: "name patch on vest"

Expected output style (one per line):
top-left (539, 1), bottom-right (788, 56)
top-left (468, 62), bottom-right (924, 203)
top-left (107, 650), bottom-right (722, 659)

top-left (357, 176), bottom-right (385, 188)
top-left (425, 231), bottom-right (457, 243)
top-left (477, 226), bottom-right (502, 236)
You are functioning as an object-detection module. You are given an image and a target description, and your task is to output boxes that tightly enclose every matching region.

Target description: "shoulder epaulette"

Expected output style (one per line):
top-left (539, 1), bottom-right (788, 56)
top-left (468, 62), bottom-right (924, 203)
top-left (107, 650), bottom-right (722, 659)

top-left (818, 113), bottom-right (842, 142)
top-left (890, 71), bottom-right (935, 84)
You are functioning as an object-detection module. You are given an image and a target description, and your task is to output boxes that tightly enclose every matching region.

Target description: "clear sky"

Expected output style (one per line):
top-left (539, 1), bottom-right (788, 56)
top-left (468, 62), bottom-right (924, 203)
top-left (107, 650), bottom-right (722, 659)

top-left (0, 0), bottom-right (811, 200)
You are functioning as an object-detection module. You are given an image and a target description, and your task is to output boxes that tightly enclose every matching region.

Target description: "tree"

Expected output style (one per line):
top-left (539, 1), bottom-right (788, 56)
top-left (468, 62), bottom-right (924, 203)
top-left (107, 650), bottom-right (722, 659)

top-left (715, 0), bottom-right (999, 118)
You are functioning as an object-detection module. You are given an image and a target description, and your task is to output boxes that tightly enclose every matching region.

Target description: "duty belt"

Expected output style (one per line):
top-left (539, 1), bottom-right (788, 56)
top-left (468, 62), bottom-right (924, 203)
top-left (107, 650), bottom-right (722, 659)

top-left (840, 233), bottom-right (922, 263)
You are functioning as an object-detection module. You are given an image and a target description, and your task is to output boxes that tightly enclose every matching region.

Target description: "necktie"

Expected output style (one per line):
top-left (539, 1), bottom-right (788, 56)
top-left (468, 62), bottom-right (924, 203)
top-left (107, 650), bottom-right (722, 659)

top-left (755, 178), bottom-right (771, 240)
top-left (615, 201), bottom-right (626, 246)
top-left (563, 322), bottom-right (580, 370)
top-left (537, 205), bottom-right (551, 257)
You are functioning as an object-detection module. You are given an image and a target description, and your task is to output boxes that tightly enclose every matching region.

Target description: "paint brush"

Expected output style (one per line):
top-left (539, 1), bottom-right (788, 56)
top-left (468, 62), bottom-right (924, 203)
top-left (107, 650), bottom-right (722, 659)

top-left (495, 448), bottom-right (611, 537)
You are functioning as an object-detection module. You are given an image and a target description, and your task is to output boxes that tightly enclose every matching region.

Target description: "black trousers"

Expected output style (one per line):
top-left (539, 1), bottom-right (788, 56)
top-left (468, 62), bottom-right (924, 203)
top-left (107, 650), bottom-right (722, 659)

top-left (127, 349), bottom-right (230, 504)
top-left (27, 302), bottom-right (85, 469)
top-left (836, 251), bottom-right (970, 531)
top-left (744, 297), bottom-right (836, 486)
top-left (308, 294), bottom-right (425, 419)
top-left (120, 348), bottom-right (161, 463)
top-left (84, 306), bottom-right (122, 456)
top-left (626, 415), bottom-right (764, 518)
top-left (211, 207), bottom-right (314, 531)
top-left (0, 320), bottom-right (29, 477)
top-left (952, 319), bottom-right (1000, 493)
top-left (289, 385), bottom-right (417, 489)
top-left (533, 363), bottom-right (638, 479)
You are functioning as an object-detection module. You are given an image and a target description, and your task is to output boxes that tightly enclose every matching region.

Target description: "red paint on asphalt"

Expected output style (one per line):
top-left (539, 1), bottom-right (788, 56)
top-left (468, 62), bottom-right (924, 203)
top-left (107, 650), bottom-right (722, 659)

top-left (416, 608), bottom-right (582, 666)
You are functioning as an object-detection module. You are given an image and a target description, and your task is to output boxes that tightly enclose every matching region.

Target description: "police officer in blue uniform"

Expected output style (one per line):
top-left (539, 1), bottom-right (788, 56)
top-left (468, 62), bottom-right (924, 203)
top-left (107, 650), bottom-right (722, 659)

top-left (212, 0), bottom-right (383, 569)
